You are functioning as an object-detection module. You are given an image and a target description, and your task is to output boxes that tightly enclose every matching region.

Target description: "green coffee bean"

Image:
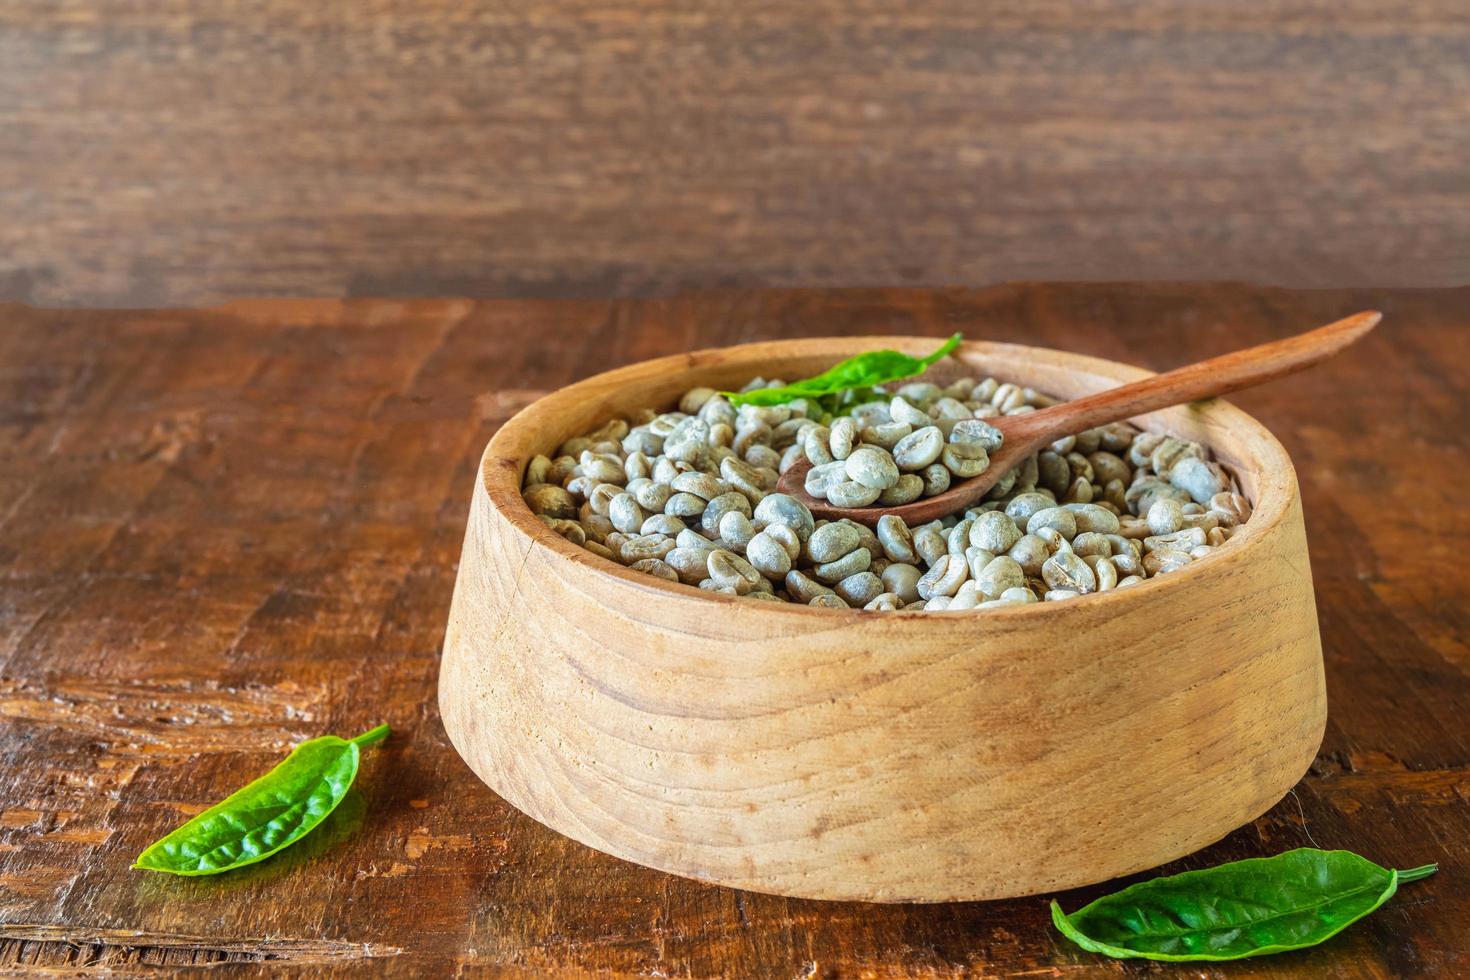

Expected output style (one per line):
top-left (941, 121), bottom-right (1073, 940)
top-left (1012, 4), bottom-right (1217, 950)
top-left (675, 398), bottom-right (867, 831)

top-left (845, 446), bottom-right (900, 490)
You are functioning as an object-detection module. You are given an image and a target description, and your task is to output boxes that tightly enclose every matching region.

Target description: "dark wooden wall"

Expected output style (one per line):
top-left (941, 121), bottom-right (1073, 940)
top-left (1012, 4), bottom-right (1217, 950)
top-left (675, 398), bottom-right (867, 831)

top-left (2, 1), bottom-right (1467, 306)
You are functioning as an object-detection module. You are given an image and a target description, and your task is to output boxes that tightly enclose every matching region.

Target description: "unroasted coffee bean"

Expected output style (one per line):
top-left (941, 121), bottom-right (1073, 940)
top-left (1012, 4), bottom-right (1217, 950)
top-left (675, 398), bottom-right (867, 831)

top-left (748, 444), bottom-right (783, 470)
top-left (1064, 503), bottom-right (1120, 535)
top-left (917, 553), bottom-right (967, 599)
top-left (661, 490), bottom-right (705, 520)
top-left (671, 471), bottom-right (729, 501)
top-left (920, 462), bottom-right (951, 496)
top-left (889, 395), bottom-right (932, 426)
top-left (1071, 531), bottom-right (1112, 558)
top-left (666, 547), bottom-right (713, 584)
top-left (1150, 436), bottom-right (1204, 477)
top-left (720, 455), bottom-right (766, 500)
top-left (843, 518), bottom-right (881, 557)
top-left (524, 483), bottom-right (577, 519)
top-left (524, 454), bottom-right (553, 487)
top-left (675, 528), bottom-right (713, 551)
top-left (1209, 491), bottom-right (1252, 527)
top-left (941, 442), bottom-right (990, 478)
top-left (975, 555), bottom-right (1026, 599)
top-left (632, 480), bottom-right (672, 512)
top-left (829, 416), bottom-right (859, 460)
top-left (629, 558), bottom-right (679, 582)
top-left (608, 492), bottom-right (646, 533)
top-left (763, 522), bottom-right (802, 560)
top-left (862, 421), bottom-right (912, 450)
top-left (881, 562), bottom-right (923, 602)
top-left (642, 513), bottom-right (687, 537)
top-left (1036, 451), bottom-right (1071, 495)
top-left (1144, 527), bottom-right (1207, 553)
top-left (708, 549), bottom-right (762, 594)
top-left (1027, 506), bottom-right (1078, 540)
top-left (745, 532), bottom-right (793, 579)
top-left (1005, 492), bottom-right (1056, 525)
top-left (1111, 551), bottom-right (1142, 576)
top-left (1008, 533), bottom-right (1051, 576)
top-left (1087, 451), bottom-right (1130, 487)
top-left (1147, 497), bottom-right (1185, 535)
top-left (753, 493), bottom-right (815, 540)
top-left (813, 547), bottom-right (871, 584)
top-left (542, 517), bottom-right (586, 545)
top-left (949, 418), bottom-right (1004, 451)
top-left (1043, 551), bottom-right (1097, 594)
top-left (876, 515), bottom-right (918, 563)
top-left (892, 425), bottom-right (945, 471)
top-left (1126, 476), bottom-right (1191, 515)
top-left (970, 510), bottom-right (1022, 553)
top-left (717, 510), bottom-right (759, 550)
top-left (621, 533), bottom-right (677, 563)
top-left (809, 522), bottom-right (861, 563)
top-left (835, 571), bottom-right (885, 606)
top-left (1143, 548), bottom-right (1193, 575)
top-left (799, 423), bottom-right (834, 467)
top-left (700, 491), bottom-right (752, 535)
top-left (588, 482), bottom-right (622, 515)
top-left (878, 473), bottom-right (924, 505)
top-left (804, 460), bottom-right (847, 499)
top-left (1034, 526), bottom-right (1071, 555)
top-left (963, 546), bottom-right (996, 581)
top-left (948, 581), bottom-right (983, 610)
top-left (845, 446), bottom-right (901, 490)
top-left (784, 569), bottom-right (835, 602)
top-left (827, 480), bottom-right (882, 507)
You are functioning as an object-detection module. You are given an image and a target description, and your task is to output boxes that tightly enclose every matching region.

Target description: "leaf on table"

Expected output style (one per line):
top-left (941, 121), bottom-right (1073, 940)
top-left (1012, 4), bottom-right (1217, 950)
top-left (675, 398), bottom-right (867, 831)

top-left (134, 724), bottom-right (390, 876)
top-left (1051, 848), bottom-right (1439, 962)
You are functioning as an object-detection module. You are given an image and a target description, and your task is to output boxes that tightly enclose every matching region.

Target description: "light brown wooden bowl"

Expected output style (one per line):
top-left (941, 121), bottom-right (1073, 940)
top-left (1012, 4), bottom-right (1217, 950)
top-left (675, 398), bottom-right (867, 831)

top-left (439, 337), bottom-right (1326, 903)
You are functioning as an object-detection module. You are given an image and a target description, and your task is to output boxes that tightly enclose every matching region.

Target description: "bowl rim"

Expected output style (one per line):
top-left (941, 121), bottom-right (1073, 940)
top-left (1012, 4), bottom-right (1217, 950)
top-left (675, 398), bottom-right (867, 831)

top-left (479, 336), bottom-right (1299, 620)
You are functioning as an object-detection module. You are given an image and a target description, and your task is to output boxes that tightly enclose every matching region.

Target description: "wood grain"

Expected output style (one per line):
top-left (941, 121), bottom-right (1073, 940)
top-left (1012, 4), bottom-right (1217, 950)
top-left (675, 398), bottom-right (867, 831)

top-left (0, 285), bottom-right (1467, 975)
top-left (2, 2), bottom-right (1469, 306)
top-left (443, 335), bottom-right (1327, 901)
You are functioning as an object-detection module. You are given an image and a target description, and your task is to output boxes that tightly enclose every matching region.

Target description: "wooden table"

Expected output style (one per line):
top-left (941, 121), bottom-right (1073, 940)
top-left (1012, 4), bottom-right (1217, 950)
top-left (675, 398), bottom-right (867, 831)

top-left (1, 285), bottom-right (1466, 976)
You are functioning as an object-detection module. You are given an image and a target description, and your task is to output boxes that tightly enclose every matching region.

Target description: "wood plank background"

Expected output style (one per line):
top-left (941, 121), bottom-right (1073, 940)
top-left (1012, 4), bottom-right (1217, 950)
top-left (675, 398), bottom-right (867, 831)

top-left (2, 2), bottom-right (1468, 307)
top-left (0, 284), bottom-right (1466, 975)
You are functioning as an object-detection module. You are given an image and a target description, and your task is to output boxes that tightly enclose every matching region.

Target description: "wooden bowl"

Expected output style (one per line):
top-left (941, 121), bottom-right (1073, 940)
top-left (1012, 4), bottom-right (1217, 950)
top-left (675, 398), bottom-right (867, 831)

top-left (439, 338), bottom-right (1325, 903)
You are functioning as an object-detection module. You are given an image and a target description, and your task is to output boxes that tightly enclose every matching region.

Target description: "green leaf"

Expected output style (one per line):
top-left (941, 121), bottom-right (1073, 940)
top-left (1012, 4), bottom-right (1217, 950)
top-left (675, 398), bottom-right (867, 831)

top-left (725, 333), bottom-right (962, 408)
top-left (1051, 848), bottom-right (1438, 962)
top-left (134, 724), bottom-right (390, 876)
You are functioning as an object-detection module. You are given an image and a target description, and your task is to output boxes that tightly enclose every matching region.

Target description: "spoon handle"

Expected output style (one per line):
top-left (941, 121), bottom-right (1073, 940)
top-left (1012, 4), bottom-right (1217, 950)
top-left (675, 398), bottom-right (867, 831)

top-left (1007, 311), bottom-right (1380, 444)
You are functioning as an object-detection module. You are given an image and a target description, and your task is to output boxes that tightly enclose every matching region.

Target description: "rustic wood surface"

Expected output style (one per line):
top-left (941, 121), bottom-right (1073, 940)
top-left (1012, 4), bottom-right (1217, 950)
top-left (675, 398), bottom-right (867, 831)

top-left (0, 284), bottom-right (1466, 975)
top-left (3, 2), bottom-right (1469, 307)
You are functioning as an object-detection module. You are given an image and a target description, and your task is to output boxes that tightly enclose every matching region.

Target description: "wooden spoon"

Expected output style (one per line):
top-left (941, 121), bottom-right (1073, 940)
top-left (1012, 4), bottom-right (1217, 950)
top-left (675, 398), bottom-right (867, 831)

top-left (777, 310), bottom-right (1380, 527)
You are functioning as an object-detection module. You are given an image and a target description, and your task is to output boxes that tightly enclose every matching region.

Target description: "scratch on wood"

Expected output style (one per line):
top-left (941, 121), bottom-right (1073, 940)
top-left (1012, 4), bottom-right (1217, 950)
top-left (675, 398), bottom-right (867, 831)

top-left (0, 924), bottom-right (402, 965)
